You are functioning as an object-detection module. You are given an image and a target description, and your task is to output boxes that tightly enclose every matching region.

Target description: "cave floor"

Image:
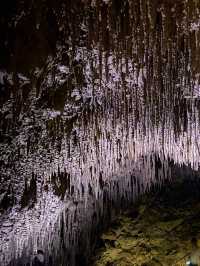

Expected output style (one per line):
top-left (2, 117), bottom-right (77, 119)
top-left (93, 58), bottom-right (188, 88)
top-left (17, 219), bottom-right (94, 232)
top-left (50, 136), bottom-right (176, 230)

top-left (92, 178), bottom-right (200, 266)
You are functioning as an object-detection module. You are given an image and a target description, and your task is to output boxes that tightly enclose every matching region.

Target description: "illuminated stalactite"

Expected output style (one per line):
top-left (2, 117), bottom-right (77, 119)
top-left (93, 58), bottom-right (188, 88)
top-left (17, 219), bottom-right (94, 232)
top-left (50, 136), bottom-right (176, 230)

top-left (0, 0), bottom-right (200, 265)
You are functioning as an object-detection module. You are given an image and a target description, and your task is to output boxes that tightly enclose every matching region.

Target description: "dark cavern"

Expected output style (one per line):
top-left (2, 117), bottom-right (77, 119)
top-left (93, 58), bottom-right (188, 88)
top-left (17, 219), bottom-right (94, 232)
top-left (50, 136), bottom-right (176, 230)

top-left (1, 0), bottom-right (200, 265)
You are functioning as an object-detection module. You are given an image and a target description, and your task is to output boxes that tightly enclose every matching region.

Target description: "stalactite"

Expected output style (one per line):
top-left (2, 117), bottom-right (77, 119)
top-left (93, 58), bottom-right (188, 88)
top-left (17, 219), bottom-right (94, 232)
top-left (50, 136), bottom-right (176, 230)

top-left (0, 0), bottom-right (200, 265)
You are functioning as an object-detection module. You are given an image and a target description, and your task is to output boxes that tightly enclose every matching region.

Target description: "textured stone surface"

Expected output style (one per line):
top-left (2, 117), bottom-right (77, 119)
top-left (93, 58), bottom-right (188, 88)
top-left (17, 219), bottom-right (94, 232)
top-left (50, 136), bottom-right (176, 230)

top-left (1, 1), bottom-right (200, 265)
top-left (93, 179), bottom-right (200, 266)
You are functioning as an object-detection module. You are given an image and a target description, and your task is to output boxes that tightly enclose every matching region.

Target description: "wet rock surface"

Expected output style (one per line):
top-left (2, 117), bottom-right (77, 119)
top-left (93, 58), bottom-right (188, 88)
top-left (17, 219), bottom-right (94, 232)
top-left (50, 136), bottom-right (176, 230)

top-left (92, 178), bottom-right (200, 266)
